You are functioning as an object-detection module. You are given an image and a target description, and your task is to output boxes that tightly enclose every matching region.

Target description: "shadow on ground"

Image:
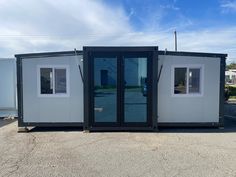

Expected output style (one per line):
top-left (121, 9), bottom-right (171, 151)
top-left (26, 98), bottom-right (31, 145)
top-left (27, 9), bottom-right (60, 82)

top-left (0, 118), bottom-right (16, 128)
top-left (29, 126), bottom-right (84, 132)
top-left (27, 117), bottom-right (236, 133)
top-left (159, 117), bottom-right (236, 133)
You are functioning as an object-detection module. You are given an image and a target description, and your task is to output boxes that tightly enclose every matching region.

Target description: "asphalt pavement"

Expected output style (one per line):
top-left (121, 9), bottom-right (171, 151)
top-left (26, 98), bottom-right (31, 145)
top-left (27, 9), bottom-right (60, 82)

top-left (0, 118), bottom-right (236, 177)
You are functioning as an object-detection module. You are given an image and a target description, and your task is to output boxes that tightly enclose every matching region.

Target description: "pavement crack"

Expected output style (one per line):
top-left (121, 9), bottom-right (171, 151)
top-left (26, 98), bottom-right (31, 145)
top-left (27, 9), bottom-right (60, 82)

top-left (4, 133), bottom-right (37, 177)
top-left (71, 136), bottom-right (113, 149)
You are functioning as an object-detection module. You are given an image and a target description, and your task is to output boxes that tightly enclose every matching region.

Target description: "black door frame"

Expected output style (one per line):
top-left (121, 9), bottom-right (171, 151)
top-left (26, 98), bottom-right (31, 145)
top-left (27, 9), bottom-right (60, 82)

top-left (83, 47), bottom-right (158, 131)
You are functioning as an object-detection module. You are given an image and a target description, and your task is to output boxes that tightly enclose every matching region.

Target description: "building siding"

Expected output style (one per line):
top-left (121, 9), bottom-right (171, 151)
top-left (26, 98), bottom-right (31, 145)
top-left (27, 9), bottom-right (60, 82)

top-left (22, 55), bottom-right (83, 123)
top-left (158, 55), bottom-right (220, 123)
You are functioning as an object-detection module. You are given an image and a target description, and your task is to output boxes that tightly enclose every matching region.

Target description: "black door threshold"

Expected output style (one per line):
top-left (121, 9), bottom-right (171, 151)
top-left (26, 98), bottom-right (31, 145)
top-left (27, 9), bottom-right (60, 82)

top-left (86, 126), bottom-right (158, 132)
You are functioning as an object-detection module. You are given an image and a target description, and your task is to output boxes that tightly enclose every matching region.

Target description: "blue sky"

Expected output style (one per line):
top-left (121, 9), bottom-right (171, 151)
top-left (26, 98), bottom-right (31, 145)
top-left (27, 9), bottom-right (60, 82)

top-left (0, 0), bottom-right (236, 63)
top-left (105, 0), bottom-right (236, 30)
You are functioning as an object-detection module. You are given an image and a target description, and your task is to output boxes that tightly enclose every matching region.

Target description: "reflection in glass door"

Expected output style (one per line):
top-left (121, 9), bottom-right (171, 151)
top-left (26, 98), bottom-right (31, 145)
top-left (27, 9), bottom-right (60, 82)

top-left (124, 57), bottom-right (147, 123)
top-left (94, 58), bottom-right (117, 123)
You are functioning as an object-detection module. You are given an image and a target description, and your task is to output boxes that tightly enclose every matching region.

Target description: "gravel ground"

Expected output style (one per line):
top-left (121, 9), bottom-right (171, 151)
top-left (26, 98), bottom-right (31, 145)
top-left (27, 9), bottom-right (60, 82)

top-left (0, 119), bottom-right (236, 177)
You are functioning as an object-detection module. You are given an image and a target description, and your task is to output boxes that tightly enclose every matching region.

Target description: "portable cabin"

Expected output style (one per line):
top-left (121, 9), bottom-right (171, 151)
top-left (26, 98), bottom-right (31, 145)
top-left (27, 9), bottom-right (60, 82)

top-left (15, 47), bottom-right (227, 131)
top-left (0, 58), bottom-right (17, 118)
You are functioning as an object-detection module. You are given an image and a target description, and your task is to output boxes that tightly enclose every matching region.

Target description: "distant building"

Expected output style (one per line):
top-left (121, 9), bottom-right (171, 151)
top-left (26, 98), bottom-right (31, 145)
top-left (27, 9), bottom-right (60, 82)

top-left (225, 70), bottom-right (236, 84)
top-left (0, 58), bottom-right (17, 118)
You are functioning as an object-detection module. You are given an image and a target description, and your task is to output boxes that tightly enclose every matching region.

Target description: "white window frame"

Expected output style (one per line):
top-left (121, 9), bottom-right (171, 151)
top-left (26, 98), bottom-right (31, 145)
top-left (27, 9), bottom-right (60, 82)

top-left (171, 64), bottom-right (204, 97)
top-left (37, 65), bottom-right (70, 97)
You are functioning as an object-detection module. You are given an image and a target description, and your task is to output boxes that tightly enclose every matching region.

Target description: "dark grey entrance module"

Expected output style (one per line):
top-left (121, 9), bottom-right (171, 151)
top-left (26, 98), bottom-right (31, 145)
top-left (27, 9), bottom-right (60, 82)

top-left (83, 47), bottom-right (158, 131)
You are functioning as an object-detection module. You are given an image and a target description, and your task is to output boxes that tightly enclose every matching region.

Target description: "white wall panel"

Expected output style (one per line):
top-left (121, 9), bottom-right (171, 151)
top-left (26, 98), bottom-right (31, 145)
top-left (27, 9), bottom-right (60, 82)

top-left (22, 55), bottom-right (83, 122)
top-left (158, 55), bottom-right (220, 123)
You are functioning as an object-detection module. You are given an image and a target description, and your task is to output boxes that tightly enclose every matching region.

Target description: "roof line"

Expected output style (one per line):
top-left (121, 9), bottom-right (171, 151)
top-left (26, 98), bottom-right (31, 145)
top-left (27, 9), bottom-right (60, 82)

top-left (15, 50), bottom-right (83, 59)
top-left (159, 50), bottom-right (227, 58)
top-left (14, 48), bottom-right (227, 59)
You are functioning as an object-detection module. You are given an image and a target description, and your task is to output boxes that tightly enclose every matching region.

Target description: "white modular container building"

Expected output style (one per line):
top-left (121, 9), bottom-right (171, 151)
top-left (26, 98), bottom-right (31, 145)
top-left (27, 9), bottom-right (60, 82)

top-left (15, 47), bottom-right (227, 131)
top-left (0, 58), bottom-right (17, 118)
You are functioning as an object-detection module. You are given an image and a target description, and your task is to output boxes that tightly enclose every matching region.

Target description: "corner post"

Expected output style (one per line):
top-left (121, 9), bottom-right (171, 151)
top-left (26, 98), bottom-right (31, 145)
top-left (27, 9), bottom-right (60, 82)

top-left (16, 56), bottom-right (24, 128)
top-left (83, 47), bottom-right (90, 131)
top-left (152, 47), bottom-right (158, 131)
top-left (219, 56), bottom-right (226, 128)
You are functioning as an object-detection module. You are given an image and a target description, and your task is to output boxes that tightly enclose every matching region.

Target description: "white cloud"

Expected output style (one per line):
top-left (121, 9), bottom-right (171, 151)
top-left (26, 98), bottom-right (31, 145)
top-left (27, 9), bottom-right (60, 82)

top-left (160, 4), bottom-right (180, 11)
top-left (177, 28), bottom-right (236, 62)
top-left (220, 0), bottom-right (236, 13)
top-left (0, 0), bottom-right (235, 63)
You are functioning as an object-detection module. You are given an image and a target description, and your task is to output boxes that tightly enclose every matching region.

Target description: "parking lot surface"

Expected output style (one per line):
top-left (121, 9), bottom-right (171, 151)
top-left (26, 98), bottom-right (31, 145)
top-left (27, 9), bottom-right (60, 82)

top-left (0, 118), bottom-right (236, 177)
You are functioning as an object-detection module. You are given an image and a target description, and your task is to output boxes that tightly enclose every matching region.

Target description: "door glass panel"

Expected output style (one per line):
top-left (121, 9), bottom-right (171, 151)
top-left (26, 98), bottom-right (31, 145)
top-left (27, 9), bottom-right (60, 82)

top-left (124, 58), bottom-right (147, 122)
top-left (94, 58), bottom-right (117, 122)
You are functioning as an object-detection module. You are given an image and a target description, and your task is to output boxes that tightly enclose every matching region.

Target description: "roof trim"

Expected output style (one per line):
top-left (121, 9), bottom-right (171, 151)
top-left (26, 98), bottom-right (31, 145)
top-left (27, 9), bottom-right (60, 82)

top-left (14, 48), bottom-right (228, 59)
top-left (159, 50), bottom-right (227, 58)
top-left (15, 50), bottom-right (83, 59)
top-left (83, 46), bottom-right (158, 52)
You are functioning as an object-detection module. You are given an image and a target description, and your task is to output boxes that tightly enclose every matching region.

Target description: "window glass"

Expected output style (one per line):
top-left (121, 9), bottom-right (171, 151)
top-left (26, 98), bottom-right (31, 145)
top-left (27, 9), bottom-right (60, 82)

top-left (124, 57), bottom-right (147, 122)
top-left (189, 68), bottom-right (200, 93)
top-left (174, 68), bottom-right (187, 94)
top-left (40, 68), bottom-right (53, 94)
top-left (55, 69), bottom-right (67, 94)
top-left (94, 58), bottom-right (117, 122)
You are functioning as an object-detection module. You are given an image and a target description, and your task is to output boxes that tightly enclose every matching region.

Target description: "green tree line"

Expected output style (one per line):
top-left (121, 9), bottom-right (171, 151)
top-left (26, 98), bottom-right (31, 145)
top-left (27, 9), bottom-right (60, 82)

top-left (226, 62), bottom-right (236, 70)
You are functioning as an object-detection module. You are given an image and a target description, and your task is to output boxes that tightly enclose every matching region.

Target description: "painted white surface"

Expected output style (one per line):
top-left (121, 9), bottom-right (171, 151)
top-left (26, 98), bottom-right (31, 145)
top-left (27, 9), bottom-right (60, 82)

top-left (158, 55), bottom-right (220, 123)
top-left (22, 55), bottom-right (83, 122)
top-left (0, 59), bottom-right (17, 117)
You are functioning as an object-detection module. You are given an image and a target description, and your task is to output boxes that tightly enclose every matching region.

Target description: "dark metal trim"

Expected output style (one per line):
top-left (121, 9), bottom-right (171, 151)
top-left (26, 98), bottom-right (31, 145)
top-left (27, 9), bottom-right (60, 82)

top-left (159, 50), bottom-right (227, 58)
top-left (87, 126), bottom-right (155, 132)
top-left (158, 122), bottom-right (220, 127)
top-left (18, 122), bottom-right (84, 127)
top-left (83, 48), bottom-right (90, 130)
top-left (157, 65), bottom-right (163, 83)
top-left (78, 64), bottom-right (84, 83)
top-left (16, 57), bottom-right (24, 127)
top-left (15, 50), bottom-right (82, 59)
top-left (83, 46), bottom-right (158, 52)
top-left (152, 48), bottom-right (158, 130)
top-left (219, 57), bottom-right (226, 127)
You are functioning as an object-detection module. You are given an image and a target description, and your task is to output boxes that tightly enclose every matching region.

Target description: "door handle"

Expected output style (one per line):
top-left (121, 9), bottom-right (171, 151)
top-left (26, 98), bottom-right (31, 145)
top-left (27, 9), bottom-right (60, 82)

top-left (94, 107), bottom-right (103, 112)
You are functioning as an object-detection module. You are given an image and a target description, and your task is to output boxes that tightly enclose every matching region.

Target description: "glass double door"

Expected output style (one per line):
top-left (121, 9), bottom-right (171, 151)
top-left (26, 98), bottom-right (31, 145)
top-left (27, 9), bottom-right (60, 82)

top-left (93, 52), bottom-right (151, 127)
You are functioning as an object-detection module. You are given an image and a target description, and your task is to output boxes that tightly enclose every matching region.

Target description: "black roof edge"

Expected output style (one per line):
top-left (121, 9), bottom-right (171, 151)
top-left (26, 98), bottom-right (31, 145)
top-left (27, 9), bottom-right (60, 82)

top-left (14, 48), bottom-right (227, 59)
top-left (83, 46), bottom-right (158, 51)
top-left (15, 50), bottom-right (83, 59)
top-left (159, 50), bottom-right (227, 58)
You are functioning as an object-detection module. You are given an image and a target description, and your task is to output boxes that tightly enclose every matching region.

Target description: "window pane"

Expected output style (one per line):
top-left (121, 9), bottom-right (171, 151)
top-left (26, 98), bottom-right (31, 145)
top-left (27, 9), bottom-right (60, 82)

top-left (55, 69), bottom-right (67, 94)
top-left (124, 57), bottom-right (147, 122)
top-left (189, 68), bottom-right (200, 93)
top-left (94, 58), bottom-right (117, 122)
top-left (40, 68), bottom-right (53, 94)
top-left (174, 68), bottom-right (187, 94)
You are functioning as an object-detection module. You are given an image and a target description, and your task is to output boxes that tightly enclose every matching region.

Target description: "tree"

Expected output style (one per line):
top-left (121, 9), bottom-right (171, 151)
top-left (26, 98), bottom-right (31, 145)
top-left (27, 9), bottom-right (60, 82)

top-left (226, 62), bottom-right (236, 70)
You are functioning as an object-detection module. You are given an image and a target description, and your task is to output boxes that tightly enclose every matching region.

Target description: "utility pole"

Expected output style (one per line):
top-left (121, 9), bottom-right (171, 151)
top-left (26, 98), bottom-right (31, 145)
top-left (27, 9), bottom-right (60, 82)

top-left (174, 30), bottom-right (177, 51)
